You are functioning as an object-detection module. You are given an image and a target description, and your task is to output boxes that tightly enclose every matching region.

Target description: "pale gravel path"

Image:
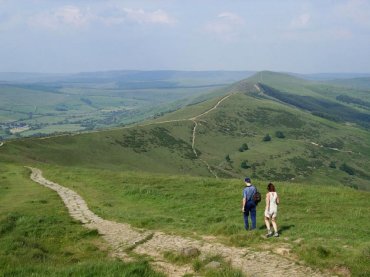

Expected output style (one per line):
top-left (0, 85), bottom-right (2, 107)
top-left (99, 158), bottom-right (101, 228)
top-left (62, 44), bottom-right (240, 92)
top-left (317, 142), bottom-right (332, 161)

top-left (189, 93), bottom-right (235, 178)
top-left (27, 167), bottom-right (334, 277)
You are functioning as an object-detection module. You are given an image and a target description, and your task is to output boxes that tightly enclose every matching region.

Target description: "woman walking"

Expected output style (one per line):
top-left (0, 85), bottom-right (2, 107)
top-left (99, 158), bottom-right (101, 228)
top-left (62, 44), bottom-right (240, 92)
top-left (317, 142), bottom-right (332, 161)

top-left (264, 183), bottom-right (280, 237)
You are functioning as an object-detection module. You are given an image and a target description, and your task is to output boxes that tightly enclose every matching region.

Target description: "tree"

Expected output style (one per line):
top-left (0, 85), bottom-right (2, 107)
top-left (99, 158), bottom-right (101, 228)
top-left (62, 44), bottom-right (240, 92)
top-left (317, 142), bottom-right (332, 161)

top-left (242, 143), bottom-right (249, 150)
top-left (263, 134), bottom-right (271, 142)
top-left (329, 161), bottom-right (336, 169)
top-left (275, 131), bottom-right (285, 138)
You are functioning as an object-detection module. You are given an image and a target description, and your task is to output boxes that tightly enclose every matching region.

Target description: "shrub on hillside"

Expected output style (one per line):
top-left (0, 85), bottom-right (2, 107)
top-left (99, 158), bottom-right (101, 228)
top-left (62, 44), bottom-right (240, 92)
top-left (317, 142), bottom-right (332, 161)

top-left (238, 143), bottom-right (249, 152)
top-left (225, 154), bottom-right (231, 162)
top-left (275, 131), bottom-right (285, 138)
top-left (340, 163), bottom-right (355, 175)
top-left (241, 160), bottom-right (250, 169)
top-left (263, 134), bottom-right (271, 142)
top-left (329, 161), bottom-right (336, 169)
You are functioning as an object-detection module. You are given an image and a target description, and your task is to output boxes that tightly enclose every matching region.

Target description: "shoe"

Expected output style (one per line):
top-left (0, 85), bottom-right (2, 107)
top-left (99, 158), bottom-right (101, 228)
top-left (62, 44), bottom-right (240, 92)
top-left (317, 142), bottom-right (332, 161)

top-left (273, 232), bottom-right (279, 237)
top-left (266, 231), bottom-right (273, 238)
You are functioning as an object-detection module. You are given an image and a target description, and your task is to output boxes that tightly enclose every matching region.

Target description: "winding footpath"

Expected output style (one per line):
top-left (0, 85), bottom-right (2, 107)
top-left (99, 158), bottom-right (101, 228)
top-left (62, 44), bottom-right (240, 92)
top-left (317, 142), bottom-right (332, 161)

top-left (189, 94), bottom-right (235, 178)
top-left (27, 167), bottom-right (333, 277)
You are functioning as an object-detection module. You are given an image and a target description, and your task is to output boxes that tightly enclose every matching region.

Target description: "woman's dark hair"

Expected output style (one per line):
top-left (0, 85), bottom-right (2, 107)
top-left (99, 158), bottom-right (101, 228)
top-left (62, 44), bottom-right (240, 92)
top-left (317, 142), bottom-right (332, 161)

top-left (267, 183), bottom-right (275, 192)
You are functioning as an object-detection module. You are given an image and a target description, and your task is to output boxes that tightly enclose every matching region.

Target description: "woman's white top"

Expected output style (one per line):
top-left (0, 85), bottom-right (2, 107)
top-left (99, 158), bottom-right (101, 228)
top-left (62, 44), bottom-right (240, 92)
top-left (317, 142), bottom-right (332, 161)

top-left (265, 192), bottom-right (278, 218)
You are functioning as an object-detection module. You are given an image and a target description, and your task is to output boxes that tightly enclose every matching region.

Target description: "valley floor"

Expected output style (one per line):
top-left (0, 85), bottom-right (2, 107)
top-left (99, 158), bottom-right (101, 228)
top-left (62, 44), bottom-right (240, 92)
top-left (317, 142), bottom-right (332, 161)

top-left (28, 167), bottom-right (332, 277)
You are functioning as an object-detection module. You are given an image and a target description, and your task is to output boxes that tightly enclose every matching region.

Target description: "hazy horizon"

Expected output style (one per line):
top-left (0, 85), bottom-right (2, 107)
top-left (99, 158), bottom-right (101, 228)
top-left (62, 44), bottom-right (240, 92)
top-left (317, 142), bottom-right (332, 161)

top-left (1, 0), bottom-right (370, 74)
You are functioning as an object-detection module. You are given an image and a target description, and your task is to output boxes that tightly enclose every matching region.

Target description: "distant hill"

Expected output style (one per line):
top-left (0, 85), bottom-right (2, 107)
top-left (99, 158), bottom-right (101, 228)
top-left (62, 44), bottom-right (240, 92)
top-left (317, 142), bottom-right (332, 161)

top-left (0, 70), bottom-right (254, 84)
top-left (325, 77), bottom-right (370, 90)
top-left (0, 70), bottom-right (253, 140)
top-left (293, 72), bottom-right (370, 81)
top-left (2, 71), bottom-right (370, 190)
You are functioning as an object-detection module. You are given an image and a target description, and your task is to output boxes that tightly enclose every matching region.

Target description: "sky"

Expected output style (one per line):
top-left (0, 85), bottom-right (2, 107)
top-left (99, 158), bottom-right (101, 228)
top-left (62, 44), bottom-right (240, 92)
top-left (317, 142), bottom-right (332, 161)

top-left (0, 0), bottom-right (370, 74)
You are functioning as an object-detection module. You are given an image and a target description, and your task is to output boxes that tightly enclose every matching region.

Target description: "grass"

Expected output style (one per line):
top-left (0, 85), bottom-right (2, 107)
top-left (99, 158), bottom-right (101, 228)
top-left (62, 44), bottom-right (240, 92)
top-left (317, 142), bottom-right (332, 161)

top-left (0, 164), bottom-right (164, 277)
top-left (1, 71), bottom-right (370, 276)
top-left (36, 165), bottom-right (370, 276)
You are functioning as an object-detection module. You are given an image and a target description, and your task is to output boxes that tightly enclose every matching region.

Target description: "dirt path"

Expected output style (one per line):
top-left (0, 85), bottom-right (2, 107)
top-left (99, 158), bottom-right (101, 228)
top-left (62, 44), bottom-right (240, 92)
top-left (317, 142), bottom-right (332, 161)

top-left (190, 94), bottom-right (234, 121)
top-left (189, 94), bottom-right (235, 178)
top-left (254, 84), bottom-right (261, 92)
top-left (309, 141), bottom-right (358, 154)
top-left (27, 167), bottom-right (333, 277)
top-left (0, 142), bottom-right (3, 147)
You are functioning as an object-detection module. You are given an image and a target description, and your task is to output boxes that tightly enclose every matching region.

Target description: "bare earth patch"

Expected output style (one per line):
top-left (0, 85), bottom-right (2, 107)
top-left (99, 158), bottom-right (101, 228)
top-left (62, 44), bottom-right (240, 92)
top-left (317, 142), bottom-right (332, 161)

top-left (27, 167), bottom-right (335, 277)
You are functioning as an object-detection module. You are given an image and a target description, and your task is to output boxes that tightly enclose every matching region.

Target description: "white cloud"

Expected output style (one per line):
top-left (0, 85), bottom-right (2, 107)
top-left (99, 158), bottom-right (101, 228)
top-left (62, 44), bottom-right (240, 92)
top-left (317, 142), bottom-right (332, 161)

top-left (28, 5), bottom-right (92, 30)
top-left (336, 0), bottom-right (370, 26)
top-left (217, 12), bottom-right (244, 25)
top-left (333, 28), bottom-right (353, 39)
top-left (0, 14), bottom-right (22, 31)
top-left (122, 8), bottom-right (174, 25)
top-left (204, 12), bottom-right (245, 42)
top-left (98, 8), bottom-right (175, 26)
top-left (290, 13), bottom-right (311, 29)
top-left (28, 6), bottom-right (175, 30)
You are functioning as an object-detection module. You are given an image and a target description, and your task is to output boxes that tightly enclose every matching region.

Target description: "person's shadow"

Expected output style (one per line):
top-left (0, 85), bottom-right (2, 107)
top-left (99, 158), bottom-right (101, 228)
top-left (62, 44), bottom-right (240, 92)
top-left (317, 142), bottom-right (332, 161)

top-left (258, 224), bottom-right (295, 235)
top-left (278, 224), bottom-right (295, 234)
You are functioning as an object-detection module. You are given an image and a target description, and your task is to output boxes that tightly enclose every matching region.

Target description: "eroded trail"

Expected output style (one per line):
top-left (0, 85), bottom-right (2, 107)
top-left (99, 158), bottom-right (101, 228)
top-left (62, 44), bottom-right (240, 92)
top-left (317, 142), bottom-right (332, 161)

top-left (28, 167), bottom-right (332, 277)
top-left (190, 94), bottom-right (235, 178)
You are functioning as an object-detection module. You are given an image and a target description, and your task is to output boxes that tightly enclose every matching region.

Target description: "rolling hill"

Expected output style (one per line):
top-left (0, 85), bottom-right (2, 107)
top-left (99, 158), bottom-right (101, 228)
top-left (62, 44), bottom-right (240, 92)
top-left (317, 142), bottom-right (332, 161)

top-left (0, 70), bottom-right (253, 140)
top-left (1, 71), bottom-right (370, 276)
top-left (1, 71), bottom-right (370, 190)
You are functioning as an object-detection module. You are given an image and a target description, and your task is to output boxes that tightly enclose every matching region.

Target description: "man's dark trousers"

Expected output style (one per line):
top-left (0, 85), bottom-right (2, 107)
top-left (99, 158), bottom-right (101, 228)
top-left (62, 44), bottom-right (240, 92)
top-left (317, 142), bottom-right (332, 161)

top-left (243, 201), bottom-right (256, 230)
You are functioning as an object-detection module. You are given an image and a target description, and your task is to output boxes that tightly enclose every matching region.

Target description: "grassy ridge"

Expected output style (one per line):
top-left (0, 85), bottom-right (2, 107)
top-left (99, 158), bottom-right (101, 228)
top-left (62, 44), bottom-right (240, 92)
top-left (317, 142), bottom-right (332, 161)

top-left (0, 164), bottom-right (164, 277)
top-left (2, 81), bottom-right (370, 190)
top-left (0, 121), bottom-right (211, 177)
top-left (38, 165), bottom-right (370, 276)
top-left (192, 92), bottom-right (370, 190)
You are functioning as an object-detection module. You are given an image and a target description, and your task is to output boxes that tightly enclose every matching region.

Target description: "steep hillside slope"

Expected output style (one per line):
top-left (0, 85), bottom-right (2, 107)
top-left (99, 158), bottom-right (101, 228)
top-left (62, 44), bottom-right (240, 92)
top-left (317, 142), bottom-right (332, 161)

top-left (1, 72), bottom-right (370, 189)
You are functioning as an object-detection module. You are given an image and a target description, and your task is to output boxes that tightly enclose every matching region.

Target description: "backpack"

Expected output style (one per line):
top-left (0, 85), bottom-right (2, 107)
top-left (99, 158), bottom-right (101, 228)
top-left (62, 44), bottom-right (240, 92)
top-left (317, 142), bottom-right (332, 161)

top-left (253, 190), bottom-right (261, 204)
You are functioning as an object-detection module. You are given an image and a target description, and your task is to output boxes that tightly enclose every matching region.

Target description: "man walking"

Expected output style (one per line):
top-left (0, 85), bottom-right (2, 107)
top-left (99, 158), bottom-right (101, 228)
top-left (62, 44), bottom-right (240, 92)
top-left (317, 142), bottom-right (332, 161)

top-left (242, 177), bottom-right (257, 230)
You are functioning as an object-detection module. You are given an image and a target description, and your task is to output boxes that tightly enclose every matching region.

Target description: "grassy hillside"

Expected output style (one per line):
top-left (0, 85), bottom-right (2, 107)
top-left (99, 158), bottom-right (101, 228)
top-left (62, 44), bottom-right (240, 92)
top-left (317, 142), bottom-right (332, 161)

top-left (25, 165), bottom-right (370, 276)
top-left (1, 71), bottom-right (370, 276)
top-left (0, 164), bottom-right (164, 276)
top-left (1, 72), bottom-right (370, 190)
top-left (247, 72), bottom-right (370, 127)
